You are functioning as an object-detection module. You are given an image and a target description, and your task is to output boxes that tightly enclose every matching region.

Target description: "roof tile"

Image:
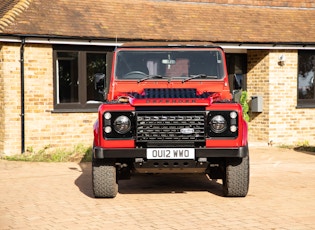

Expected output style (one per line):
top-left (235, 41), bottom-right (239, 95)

top-left (0, 0), bottom-right (315, 43)
top-left (0, 0), bottom-right (31, 32)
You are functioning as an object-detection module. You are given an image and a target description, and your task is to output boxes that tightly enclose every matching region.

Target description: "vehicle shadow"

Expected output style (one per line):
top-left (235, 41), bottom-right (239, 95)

top-left (293, 146), bottom-right (315, 156)
top-left (118, 173), bottom-right (224, 196)
top-left (74, 162), bottom-right (94, 198)
top-left (74, 163), bottom-right (225, 197)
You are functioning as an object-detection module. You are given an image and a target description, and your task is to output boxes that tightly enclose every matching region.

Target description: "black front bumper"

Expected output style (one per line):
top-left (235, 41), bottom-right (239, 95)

top-left (94, 146), bottom-right (248, 159)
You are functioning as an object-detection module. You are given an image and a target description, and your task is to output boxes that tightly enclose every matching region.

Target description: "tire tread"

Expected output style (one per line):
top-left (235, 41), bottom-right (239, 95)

top-left (93, 164), bottom-right (118, 198)
top-left (223, 155), bottom-right (249, 197)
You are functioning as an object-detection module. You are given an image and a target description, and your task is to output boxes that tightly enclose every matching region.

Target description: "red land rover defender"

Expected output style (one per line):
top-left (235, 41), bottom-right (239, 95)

top-left (93, 42), bottom-right (249, 198)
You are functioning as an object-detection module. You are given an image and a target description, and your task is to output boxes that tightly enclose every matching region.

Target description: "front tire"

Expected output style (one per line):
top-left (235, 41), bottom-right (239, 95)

top-left (223, 155), bottom-right (249, 197)
top-left (92, 161), bottom-right (118, 198)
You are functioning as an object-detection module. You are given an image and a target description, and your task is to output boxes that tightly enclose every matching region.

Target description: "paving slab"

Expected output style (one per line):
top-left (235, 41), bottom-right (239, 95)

top-left (0, 146), bottom-right (315, 230)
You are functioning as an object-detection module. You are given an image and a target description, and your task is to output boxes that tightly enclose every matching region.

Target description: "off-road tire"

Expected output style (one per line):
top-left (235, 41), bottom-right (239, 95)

top-left (223, 155), bottom-right (249, 197)
top-left (92, 162), bottom-right (118, 198)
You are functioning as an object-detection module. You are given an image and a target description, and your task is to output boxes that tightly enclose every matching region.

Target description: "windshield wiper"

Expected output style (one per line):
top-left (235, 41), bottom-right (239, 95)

top-left (182, 74), bottom-right (218, 83)
top-left (138, 75), bottom-right (166, 83)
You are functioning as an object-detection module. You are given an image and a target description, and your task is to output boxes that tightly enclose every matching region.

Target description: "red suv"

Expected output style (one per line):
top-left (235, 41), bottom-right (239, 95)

top-left (92, 42), bottom-right (249, 198)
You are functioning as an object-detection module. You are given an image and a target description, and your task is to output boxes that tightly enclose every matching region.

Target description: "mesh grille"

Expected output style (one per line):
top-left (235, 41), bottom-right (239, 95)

top-left (136, 112), bottom-right (205, 145)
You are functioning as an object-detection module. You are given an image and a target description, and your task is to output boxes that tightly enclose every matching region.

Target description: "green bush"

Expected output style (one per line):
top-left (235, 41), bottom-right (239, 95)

top-left (240, 91), bottom-right (250, 122)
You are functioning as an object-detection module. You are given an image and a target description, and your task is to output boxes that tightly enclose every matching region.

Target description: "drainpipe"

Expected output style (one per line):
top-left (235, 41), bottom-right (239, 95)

top-left (20, 38), bottom-right (25, 153)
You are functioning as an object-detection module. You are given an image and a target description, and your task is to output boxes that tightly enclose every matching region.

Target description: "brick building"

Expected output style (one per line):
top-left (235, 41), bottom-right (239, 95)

top-left (1, 0), bottom-right (315, 155)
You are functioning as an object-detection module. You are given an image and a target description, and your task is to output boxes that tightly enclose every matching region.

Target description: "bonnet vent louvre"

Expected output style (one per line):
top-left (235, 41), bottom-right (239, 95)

top-left (129, 88), bottom-right (211, 99)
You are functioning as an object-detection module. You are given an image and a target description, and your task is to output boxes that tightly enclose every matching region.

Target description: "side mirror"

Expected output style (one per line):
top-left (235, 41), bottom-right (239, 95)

top-left (234, 74), bottom-right (243, 90)
top-left (94, 73), bottom-right (105, 100)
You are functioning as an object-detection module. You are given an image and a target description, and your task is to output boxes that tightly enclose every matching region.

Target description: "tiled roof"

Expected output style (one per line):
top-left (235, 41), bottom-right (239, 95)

top-left (0, 0), bottom-right (31, 32)
top-left (168, 0), bottom-right (315, 9)
top-left (0, 0), bottom-right (315, 43)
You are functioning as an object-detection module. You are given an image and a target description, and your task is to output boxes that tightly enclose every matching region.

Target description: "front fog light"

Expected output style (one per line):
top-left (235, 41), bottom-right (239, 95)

top-left (210, 115), bottom-right (227, 133)
top-left (230, 125), bottom-right (237, 132)
top-left (114, 115), bottom-right (131, 134)
top-left (105, 126), bottom-right (112, 133)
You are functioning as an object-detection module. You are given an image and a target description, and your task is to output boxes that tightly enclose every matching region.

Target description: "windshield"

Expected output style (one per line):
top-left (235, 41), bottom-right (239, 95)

top-left (115, 50), bottom-right (225, 80)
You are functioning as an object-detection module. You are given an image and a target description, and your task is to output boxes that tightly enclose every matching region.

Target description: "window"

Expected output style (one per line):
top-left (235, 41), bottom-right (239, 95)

top-left (298, 50), bottom-right (315, 107)
top-left (115, 50), bottom-right (225, 80)
top-left (53, 46), bottom-right (114, 112)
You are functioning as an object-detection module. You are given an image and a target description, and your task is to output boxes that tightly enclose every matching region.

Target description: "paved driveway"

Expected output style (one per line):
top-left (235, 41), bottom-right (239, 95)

top-left (0, 146), bottom-right (315, 230)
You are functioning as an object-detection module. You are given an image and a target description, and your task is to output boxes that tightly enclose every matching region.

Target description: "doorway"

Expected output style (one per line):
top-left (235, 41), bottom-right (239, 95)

top-left (226, 53), bottom-right (247, 91)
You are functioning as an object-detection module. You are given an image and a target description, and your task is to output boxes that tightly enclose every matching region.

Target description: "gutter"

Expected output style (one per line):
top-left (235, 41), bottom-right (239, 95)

top-left (0, 35), bottom-right (123, 47)
top-left (20, 37), bottom-right (25, 153)
top-left (1, 35), bottom-right (315, 50)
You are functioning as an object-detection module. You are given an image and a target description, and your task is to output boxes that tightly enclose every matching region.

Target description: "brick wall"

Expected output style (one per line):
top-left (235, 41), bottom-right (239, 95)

top-left (0, 43), bottom-right (21, 155)
top-left (247, 49), bottom-right (315, 145)
top-left (0, 44), bottom-right (4, 154)
top-left (0, 43), bottom-right (96, 155)
top-left (247, 50), bottom-right (270, 142)
top-left (269, 50), bottom-right (315, 145)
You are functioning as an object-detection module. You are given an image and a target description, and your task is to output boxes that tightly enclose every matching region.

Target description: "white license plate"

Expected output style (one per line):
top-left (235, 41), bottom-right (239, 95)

top-left (147, 148), bottom-right (195, 159)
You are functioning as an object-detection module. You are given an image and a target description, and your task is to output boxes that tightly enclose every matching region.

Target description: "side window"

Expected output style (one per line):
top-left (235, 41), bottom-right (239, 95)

top-left (56, 52), bottom-right (79, 103)
top-left (298, 51), bottom-right (315, 107)
top-left (53, 46), bottom-right (113, 111)
top-left (86, 53), bottom-right (106, 102)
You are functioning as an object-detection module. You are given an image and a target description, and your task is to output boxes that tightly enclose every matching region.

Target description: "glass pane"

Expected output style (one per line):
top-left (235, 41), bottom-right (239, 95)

top-left (86, 53), bottom-right (106, 102)
top-left (298, 51), bottom-right (315, 99)
top-left (165, 59), bottom-right (189, 77)
top-left (115, 50), bottom-right (225, 80)
top-left (57, 52), bottom-right (79, 103)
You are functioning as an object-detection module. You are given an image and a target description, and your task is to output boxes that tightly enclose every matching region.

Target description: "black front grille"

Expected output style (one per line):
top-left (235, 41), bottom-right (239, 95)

top-left (136, 112), bottom-right (205, 147)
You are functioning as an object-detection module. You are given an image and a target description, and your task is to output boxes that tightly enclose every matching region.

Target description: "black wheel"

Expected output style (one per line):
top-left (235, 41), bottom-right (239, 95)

top-left (223, 154), bottom-right (249, 197)
top-left (92, 160), bottom-right (118, 198)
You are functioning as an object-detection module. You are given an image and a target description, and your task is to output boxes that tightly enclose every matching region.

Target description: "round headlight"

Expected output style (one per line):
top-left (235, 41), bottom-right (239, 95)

top-left (210, 115), bottom-right (227, 133)
top-left (114, 115), bottom-right (131, 134)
